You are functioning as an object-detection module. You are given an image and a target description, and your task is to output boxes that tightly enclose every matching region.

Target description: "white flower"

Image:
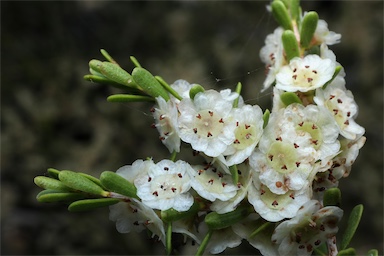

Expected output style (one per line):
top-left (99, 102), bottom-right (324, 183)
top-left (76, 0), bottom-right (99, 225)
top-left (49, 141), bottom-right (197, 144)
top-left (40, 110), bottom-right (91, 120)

top-left (134, 160), bottom-right (194, 212)
top-left (314, 75), bottom-right (365, 140)
top-left (115, 159), bottom-right (153, 182)
top-left (272, 200), bottom-right (343, 256)
top-left (248, 172), bottom-right (311, 222)
top-left (210, 162), bottom-right (252, 213)
top-left (251, 104), bottom-right (340, 194)
top-left (153, 97), bottom-right (180, 153)
top-left (276, 55), bottom-right (336, 92)
top-left (314, 19), bottom-right (341, 45)
top-left (109, 198), bottom-right (165, 244)
top-left (188, 161), bottom-right (238, 202)
top-left (260, 27), bottom-right (285, 91)
top-left (170, 79), bottom-right (193, 101)
top-left (178, 89), bottom-right (237, 157)
top-left (223, 104), bottom-right (264, 166)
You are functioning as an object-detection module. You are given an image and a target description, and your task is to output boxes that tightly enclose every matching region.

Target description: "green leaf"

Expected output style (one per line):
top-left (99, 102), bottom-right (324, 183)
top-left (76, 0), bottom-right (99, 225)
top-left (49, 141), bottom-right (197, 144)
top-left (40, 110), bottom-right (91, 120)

top-left (271, 0), bottom-right (293, 30)
top-left (341, 204), bottom-right (364, 250)
top-left (300, 11), bottom-right (319, 49)
top-left (84, 74), bottom-right (133, 90)
top-left (132, 67), bottom-right (170, 101)
top-left (155, 76), bottom-right (183, 101)
top-left (47, 168), bottom-right (60, 179)
top-left (337, 248), bottom-right (356, 256)
top-left (195, 229), bottom-right (213, 256)
top-left (322, 65), bottom-right (342, 89)
top-left (89, 60), bottom-right (140, 90)
top-left (280, 92), bottom-right (303, 106)
top-left (130, 56), bottom-right (142, 68)
top-left (100, 49), bottom-right (118, 64)
top-left (189, 84), bottom-right (205, 100)
top-left (367, 249), bottom-right (379, 256)
top-left (263, 109), bottom-right (270, 128)
top-left (58, 170), bottom-right (109, 197)
top-left (107, 94), bottom-right (155, 103)
top-left (68, 198), bottom-right (120, 212)
top-left (323, 187), bottom-right (341, 207)
top-left (249, 221), bottom-right (272, 238)
top-left (229, 165), bottom-right (239, 185)
top-left (34, 176), bottom-right (72, 191)
top-left (205, 205), bottom-right (252, 230)
top-left (79, 173), bottom-right (105, 188)
top-left (36, 190), bottom-right (86, 203)
top-left (99, 171), bottom-right (139, 199)
top-left (282, 30), bottom-right (300, 61)
top-left (233, 82), bottom-right (242, 108)
top-left (161, 201), bottom-right (201, 223)
top-left (289, 0), bottom-right (301, 26)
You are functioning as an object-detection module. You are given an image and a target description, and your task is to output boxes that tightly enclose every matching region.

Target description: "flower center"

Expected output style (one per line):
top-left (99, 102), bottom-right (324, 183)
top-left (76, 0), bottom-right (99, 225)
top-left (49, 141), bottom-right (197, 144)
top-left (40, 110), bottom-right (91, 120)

top-left (233, 123), bottom-right (257, 150)
top-left (267, 142), bottom-right (299, 174)
top-left (193, 110), bottom-right (224, 138)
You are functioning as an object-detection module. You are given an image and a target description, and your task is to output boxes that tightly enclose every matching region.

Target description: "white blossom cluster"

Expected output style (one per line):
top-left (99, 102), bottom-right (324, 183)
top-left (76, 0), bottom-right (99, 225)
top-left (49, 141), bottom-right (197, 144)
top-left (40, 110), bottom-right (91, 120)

top-left (109, 11), bottom-right (365, 256)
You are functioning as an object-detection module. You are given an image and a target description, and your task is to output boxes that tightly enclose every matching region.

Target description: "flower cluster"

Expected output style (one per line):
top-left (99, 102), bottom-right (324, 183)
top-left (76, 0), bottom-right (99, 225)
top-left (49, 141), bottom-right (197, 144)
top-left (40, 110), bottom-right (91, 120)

top-left (108, 6), bottom-right (366, 254)
top-left (34, 1), bottom-right (368, 255)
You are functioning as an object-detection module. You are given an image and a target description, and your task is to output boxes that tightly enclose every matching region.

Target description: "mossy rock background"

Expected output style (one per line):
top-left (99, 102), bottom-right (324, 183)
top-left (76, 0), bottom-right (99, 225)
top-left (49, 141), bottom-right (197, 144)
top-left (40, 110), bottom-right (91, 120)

top-left (1, 1), bottom-right (382, 255)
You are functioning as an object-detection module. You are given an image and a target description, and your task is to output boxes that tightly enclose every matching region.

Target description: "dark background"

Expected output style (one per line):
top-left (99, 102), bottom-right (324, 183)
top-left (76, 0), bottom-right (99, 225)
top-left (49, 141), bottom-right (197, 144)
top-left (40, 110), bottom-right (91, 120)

top-left (1, 1), bottom-right (383, 255)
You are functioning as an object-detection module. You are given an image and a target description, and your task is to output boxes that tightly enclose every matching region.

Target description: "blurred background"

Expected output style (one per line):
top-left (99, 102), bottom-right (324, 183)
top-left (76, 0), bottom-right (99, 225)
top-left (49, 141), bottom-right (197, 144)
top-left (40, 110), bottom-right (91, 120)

top-left (1, 1), bottom-right (383, 255)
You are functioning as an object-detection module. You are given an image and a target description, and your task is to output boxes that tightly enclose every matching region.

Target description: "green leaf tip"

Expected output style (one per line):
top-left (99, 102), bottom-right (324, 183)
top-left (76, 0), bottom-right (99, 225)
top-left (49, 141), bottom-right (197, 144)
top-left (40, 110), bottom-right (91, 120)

top-left (58, 170), bottom-right (109, 197)
top-left (132, 67), bottom-right (170, 101)
top-left (263, 109), bottom-right (270, 128)
top-left (100, 49), bottom-right (118, 64)
top-left (341, 204), bottom-right (364, 250)
top-left (233, 82), bottom-right (242, 108)
top-left (300, 11), bottom-right (318, 49)
top-left (271, 0), bottom-right (293, 31)
top-left (100, 171), bottom-right (139, 199)
top-left (189, 84), bottom-right (205, 100)
top-left (323, 187), bottom-right (342, 207)
top-left (130, 56), bottom-right (142, 68)
top-left (280, 92), bottom-right (303, 106)
top-left (34, 176), bottom-right (72, 191)
top-left (155, 76), bottom-right (183, 101)
top-left (282, 30), bottom-right (300, 61)
top-left (107, 94), bottom-right (155, 103)
top-left (68, 198), bottom-right (120, 212)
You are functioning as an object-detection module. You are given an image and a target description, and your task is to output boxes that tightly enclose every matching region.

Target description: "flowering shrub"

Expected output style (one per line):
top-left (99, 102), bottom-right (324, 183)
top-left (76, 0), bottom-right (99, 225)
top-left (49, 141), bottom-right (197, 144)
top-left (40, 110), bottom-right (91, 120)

top-left (33, 1), bottom-right (378, 255)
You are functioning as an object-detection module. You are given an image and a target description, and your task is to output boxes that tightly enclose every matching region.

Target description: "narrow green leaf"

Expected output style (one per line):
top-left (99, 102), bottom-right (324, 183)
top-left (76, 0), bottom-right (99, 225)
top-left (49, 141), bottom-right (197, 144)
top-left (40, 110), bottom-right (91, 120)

top-left (232, 82), bottom-right (242, 108)
top-left (229, 165), bottom-right (239, 185)
top-left (84, 74), bottom-right (131, 90)
top-left (130, 56), bottom-right (142, 68)
top-left (263, 109), bottom-right (270, 128)
top-left (341, 204), bottom-right (364, 250)
top-left (323, 187), bottom-right (342, 207)
top-left (282, 30), bottom-right (300, 61)
top-left (290, 0), bottom-right (301, 26)
top-left (195, 230), bottom-right (213, 256)
top-left (250, 221), bottom-right (272, 238)
top-left (323, 65), bottom-right (342, 89)
top-left (271, 0), bottom-right (293, 30)
top-left (37, 190), bottom-right (86, 203)
top-left (107, 94), bottom-right (155, 103)
top-left (100, 171), bottom-right (139, 199)
top-left (337, 248), bottom-right (356, 256)
top-left (79, 173), bottom-right (104, 189)
top-left (205, 205), bottom-right (252, 230)
top-left (280, 92), bottom-right (303, 106)
top-left (155, 76), bottom-right (183, 101)
top-left (68, 198), bottom-right (120, 212)
top-left (34, 176), bottom-right (72, 191)
top-left (166, 222), bottom-right (172, 255)
top-left (47, 168), bottom-right (60, 179)
top-left (59, 170), bottom-right (109, 197)
top-left (161, 201), bottom-right (201, 223)
top-left (132, 67), bottom-right (170, 101)
top-left (300, 11), bottom-right (319, 49)
top-left (367, 249), bottom-right (379, 256)
top-left (189, 84), bottom-right (205, 100)
top-left (100, 49), bottom-right (118, 64)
